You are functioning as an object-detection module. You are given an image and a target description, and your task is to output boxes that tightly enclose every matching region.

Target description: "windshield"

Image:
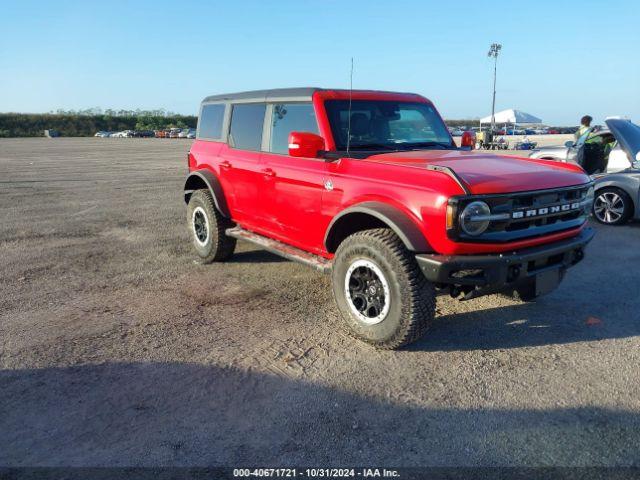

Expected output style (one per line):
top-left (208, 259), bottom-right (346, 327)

top-left (325, 100), bottom-right (454, 152)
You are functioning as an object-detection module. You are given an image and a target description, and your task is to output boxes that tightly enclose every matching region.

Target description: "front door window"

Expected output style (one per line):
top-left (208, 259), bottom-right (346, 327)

top-left (269, 103), bottom-right (319, 155)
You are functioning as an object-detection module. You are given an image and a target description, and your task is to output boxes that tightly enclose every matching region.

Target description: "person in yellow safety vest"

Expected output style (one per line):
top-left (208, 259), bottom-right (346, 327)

top-left (575, 115), bottom-right (594, 143)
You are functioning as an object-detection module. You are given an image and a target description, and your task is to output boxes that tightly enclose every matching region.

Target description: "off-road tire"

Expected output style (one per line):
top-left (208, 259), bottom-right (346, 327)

top-left (187, 189), bottom-right (236, 263)
top-left (592, 188), bottom-right (633, 226)
top-left (331, 228), bottom-right (435, 349)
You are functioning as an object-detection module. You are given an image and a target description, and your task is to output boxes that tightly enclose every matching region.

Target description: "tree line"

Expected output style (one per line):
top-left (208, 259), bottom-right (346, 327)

top-left (0, 109), bottom-right (479, 138)
top-left (0, 111), bottom-right (197, 137)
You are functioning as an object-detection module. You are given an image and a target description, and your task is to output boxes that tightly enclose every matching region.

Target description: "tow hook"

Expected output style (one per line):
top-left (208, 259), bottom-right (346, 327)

top-left (449, 285), bottom-right (474, 299)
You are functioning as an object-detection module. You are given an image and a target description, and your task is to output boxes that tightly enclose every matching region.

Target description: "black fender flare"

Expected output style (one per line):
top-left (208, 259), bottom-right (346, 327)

top-left (324, 201), bottom-right (432, 253)
top-left (183, 169), bottom-right (230, 218)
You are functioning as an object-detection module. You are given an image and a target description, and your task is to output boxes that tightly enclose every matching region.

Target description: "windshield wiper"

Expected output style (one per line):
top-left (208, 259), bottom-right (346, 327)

top-left (347, 143), bottom-right (398, 151)
top-left (400, 142), bottom-right (455, 150)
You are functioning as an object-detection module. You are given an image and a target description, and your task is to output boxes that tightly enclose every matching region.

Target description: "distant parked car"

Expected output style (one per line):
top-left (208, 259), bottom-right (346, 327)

top-left (94, 131), bottom-right (111, 137)
top-left (169, 128), bottom-right (182, 138)
top-left (178, 128), bottom-right (196, 138)
top-left (111, 130), bottom-right (134, 138)
top-left (555, 126), bottom-right (578, 135)
top-left (450, 128), bottom-right (464, 136)
top-left (137, 130), bottom-right (155, 138)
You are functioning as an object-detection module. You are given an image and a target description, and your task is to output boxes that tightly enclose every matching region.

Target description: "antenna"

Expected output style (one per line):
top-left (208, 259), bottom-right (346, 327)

top-left (346, 57), bottom-right (354, 155)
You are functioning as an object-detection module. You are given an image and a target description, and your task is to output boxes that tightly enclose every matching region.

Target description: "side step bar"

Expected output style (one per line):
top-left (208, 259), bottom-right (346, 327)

top-left (225, 227), bottom-right (332, 273)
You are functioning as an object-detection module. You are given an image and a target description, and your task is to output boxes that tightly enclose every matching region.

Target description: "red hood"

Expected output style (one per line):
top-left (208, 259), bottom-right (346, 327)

top-left (364, 150), bottom-right (590, 194)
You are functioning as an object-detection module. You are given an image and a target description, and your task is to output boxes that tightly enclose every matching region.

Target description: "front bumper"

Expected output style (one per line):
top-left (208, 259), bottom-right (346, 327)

top-left (415, 227), bottom-right (595, 300)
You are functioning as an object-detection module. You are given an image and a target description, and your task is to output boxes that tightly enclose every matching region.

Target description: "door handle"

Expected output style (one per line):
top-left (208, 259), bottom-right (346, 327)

top-left (220, 160), bottom-right (232, 169)
top-left (261, 168), bottom-right (276, 177)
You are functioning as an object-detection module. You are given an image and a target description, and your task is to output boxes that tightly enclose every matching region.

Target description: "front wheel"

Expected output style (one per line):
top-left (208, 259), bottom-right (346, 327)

top-left (593, 188), bottom-right (633, 225)
top-left (331, 229), bottom-right (435, 349)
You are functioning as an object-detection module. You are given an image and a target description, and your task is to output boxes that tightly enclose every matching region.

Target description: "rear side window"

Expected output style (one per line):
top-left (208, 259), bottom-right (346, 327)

top-left (198, 104), bottom-right (225, 139)
top-left (269, 103), bottom-right (319, 154)
top-left (229, 103), bottom-right (266, 151)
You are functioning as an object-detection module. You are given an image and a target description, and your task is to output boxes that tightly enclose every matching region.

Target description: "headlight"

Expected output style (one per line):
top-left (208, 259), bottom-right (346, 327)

top-left (460, 201), bottom-right (491, 236)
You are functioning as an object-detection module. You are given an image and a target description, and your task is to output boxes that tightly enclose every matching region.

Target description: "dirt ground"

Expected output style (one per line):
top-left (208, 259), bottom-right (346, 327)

top-left (1, 138), bottom-right (639, 467)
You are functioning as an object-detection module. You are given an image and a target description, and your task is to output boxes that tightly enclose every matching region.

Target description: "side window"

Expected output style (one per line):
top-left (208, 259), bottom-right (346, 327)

top-left (269, 103), bottom-right (319, 154)
top-left (198, 104), bottom-right (225, 139)
top-left (229, 103), bottom-right (266, 151)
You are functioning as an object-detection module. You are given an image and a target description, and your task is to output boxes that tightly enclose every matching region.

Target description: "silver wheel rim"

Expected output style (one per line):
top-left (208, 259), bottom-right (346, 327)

top-left (344, 259), bottom-right (391, 325)
top-left (192, 206), bottom-right (209, 246)
top-left (594, 192), bottom-right (625, 224)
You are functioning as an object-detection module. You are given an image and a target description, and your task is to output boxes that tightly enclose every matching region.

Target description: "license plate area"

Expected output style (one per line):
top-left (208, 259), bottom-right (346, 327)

top-left (534, 269), bottom-right (561, 296)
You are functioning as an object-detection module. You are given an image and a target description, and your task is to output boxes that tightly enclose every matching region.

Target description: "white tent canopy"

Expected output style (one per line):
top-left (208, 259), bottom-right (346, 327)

top-left (480, 109), bottom-right (542, 125)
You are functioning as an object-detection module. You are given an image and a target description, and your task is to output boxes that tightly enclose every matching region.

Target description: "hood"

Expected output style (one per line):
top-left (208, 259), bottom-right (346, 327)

top-left (364, 150), bottom-right (590, 195)
top-left (534, 145), bottom-right (568, 152)
top-left (606, 118), bottom-right (640, 167)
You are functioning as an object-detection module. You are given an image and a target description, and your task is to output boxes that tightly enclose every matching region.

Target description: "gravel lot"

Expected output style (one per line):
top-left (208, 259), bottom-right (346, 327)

top-left (1, 138), bottom-right (639, 467)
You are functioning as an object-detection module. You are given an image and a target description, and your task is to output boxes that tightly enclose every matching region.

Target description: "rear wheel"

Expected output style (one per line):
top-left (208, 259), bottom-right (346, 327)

top-left (593, 188), bottom-right (633, 225)
top-left (187, 190), bottom-right (236, 263)
top-left (331, 228), bottom-right (435, 349)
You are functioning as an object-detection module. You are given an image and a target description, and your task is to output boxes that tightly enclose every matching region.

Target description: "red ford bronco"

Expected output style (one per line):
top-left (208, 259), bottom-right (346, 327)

top-left (184, 88), bottom-right (594, 349)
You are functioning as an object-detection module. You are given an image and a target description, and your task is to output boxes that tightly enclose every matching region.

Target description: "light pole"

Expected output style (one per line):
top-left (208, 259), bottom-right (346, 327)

top-left (487, 43), bottom-right (502, 132)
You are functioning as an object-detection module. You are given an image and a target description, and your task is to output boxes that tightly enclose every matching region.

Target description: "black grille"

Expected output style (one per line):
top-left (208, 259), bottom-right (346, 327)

top-left (450, 183), bottom-right (592, 243)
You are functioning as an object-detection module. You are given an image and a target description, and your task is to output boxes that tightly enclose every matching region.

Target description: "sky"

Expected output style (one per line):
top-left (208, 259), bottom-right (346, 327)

top-left (1, 0), bottom-right (638, 125)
